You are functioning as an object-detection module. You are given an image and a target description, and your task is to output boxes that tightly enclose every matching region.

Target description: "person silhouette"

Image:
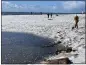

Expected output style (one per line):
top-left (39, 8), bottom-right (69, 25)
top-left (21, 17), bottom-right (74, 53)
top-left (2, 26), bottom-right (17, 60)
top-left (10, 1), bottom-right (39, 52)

top-left (50, 13), bottom-right (52, 18)
top-left (74, 14), bottom-right (79, 29)
top-left (47, 13), bottom-right (49, 18)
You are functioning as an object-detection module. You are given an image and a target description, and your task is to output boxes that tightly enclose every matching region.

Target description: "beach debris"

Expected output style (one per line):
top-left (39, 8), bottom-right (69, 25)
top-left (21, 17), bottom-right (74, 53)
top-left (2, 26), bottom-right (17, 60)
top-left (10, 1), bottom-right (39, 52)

top-left (40, 57), bottom-right (72, 64)
top-left (56, 14), bottom-right (58, 16)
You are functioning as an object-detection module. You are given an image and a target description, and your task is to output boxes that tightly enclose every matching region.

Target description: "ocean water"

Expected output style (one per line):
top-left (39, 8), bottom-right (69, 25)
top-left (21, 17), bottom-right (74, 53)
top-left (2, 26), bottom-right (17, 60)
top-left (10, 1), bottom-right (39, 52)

top-left (2, 12), bottom-right (79, 15)
top-left (1, 31), bottom-right (57, 64)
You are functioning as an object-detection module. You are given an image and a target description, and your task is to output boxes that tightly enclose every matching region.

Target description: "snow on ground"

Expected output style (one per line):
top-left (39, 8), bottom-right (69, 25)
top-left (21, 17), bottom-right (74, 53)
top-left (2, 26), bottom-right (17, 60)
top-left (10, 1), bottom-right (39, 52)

top-left (2, 14), bottom-right (85, 63)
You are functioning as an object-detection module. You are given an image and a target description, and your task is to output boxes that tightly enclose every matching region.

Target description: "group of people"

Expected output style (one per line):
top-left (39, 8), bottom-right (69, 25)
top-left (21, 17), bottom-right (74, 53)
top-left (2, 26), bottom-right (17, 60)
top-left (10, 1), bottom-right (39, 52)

top-left (47, 13), bottom-right (53, 18)
top-left (47, 13), bottom-right (79, 29)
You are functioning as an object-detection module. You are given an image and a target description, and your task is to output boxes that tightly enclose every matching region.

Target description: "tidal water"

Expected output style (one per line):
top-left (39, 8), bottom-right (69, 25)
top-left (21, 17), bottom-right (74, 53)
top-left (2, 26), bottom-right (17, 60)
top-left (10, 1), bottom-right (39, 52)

top-left (1, 31), bottom-right (57, 64)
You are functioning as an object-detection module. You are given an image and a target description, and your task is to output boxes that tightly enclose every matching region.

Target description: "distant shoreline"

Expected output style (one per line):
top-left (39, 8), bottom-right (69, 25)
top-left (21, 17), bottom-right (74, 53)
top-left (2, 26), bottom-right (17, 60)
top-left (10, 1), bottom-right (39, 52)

top-left (1, 12), bottom-right (85, 15)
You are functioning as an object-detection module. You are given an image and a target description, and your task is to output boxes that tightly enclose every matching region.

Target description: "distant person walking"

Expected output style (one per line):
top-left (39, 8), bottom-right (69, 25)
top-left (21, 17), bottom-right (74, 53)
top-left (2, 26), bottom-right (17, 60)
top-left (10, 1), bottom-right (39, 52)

top-left (47, 13), bottom-right (49, 18)
top-left (50, 13), bottom-right (52, 18)
top-left (74, 14), bottom-right (79, 29)
top-left (31, 12), bottom-right (32, 15)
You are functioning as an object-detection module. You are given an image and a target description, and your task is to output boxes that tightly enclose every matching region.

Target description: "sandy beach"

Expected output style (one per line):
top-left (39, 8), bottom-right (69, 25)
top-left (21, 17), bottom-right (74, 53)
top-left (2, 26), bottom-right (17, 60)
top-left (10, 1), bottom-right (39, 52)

top-left (2, 14), bottom-right (85, 64)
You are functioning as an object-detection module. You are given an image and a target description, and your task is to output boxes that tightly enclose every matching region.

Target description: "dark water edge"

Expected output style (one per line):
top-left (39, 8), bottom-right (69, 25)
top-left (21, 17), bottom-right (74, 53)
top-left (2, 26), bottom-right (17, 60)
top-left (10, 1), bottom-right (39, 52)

top-left (1, 12), bottom-right (83, 15)
top-left (1, 31), bottom-right (57, 64)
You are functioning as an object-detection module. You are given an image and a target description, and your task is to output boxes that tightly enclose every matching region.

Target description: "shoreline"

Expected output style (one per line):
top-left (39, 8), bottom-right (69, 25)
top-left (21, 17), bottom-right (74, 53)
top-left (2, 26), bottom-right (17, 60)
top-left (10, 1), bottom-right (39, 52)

top-left (2, 14), bottom-right (85, 64)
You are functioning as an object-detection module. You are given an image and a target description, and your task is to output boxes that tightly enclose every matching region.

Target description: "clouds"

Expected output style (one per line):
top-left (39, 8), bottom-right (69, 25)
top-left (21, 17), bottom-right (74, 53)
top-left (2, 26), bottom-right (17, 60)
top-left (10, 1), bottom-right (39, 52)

top-left (2, 1), bottom-right (85, 13)
top-left (2, 1), bottom-right (36, 12)
top-left (62, 1), bottom-right (85, 11)
top-left (2, 1), bottom-right (9, 4)
top-left (2, 1), bottom-right (19, 8)
top-left (2, 1), bottom-right (58, 12)
top-left (52, 5), bottom-right (57, 10)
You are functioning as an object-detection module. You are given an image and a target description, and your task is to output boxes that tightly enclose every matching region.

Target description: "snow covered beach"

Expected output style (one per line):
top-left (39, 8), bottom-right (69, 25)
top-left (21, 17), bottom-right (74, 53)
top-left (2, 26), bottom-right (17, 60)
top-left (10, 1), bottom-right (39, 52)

top-left (2, 14), bottom-right (85, 64)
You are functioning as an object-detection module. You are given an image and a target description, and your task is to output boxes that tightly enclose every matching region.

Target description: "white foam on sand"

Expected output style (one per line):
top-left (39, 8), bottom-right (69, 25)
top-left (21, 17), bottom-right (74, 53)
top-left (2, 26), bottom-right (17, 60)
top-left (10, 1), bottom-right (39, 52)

top-left (2, 14), bottom-right (85, 63)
